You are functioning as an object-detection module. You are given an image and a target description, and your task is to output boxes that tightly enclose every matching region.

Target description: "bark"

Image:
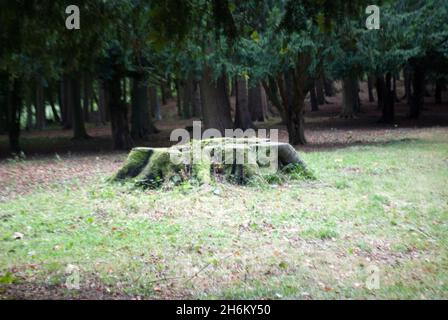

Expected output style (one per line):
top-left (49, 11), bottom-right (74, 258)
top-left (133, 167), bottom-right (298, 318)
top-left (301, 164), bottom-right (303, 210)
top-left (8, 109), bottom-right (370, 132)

top-left (35, 78), bottom-right (45, 130)
top-left (315, 78), bottom-right (325, 105)
top-left (403, 67), bottom-right (412, 105)
top-left (410, 63), bottom-right (425, 119)
top-left (181, 78), bottom-right (202, 118)
top-left (367, 75), bottom-right (375, 102)
top-left (175, 79), bottom-right (182, 118)
top-left (248, 83), bottom-right (266, 122)
top-left (131, 76), bottom-right (156, 140)
top-left (25, 91), bottom-right (33, 131)
top-left (180, 78), bottom-right (194, 119)
top-left (435, 79), bottom-right (444, 104)
top-left (160, 84), bottom-right (167, 105)
top-left (381, 73), bottom-right (395, 123)
top-left (71, 75), bottom-right (90, 139)
top-left (262, 77), bottom-right (287, 124)
top-left (83, 74), bottom-right (92, 122)
top-left (107, 73), bottom-right (133, 150)
top-left (98, 79), bottom-right (108, 124)
top-left (199, 66), bottom-right (233, 134)
top-left (324, 79), bottom-right (335, 97)
top-left (376, 76), bottom-right (385, 112)
top-left (280, 69), bottom-right (307, 145)
top-left (234, 77), bottom-right (254, 130)
top-left (310, 84), bottom-right (319, 112)
top-left (341, 77), bottom-right (358, 118)
top-left (192, 82), bottom-right (202, 118)
top-left (149, 86), bottom-right (162, 121)
top-left (47, 84), bottom-right (60, 124)
top-left (393, 75), bottom-right (400, 102)
top-left (61, 75), bottom-right (73, 129)
top-left (8, 78), bottom-right (22, 153)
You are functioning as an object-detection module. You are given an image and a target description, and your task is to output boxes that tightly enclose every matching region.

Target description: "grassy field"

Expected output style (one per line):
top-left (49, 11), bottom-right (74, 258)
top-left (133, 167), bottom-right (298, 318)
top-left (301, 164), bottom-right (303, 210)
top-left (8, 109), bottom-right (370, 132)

top-left (1, 128), bottom-right (447, 299)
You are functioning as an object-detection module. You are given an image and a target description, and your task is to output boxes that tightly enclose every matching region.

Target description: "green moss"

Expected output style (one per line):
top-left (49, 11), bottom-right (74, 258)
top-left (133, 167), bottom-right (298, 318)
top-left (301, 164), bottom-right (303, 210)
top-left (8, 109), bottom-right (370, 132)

top-left (111, 138), bottom-right (311, 188)
top-left (111, 148), bottom-right (152, 181)
top-left (135, 149), bottom-right (184, 188)
top-left (192, 160), bottom-right (211, 185)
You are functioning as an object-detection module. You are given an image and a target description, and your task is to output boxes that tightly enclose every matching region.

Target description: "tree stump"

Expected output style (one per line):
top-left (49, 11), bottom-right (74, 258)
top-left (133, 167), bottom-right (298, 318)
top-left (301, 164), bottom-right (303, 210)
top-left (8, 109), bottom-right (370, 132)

top-left (111, 138), bottom-right (311, 188)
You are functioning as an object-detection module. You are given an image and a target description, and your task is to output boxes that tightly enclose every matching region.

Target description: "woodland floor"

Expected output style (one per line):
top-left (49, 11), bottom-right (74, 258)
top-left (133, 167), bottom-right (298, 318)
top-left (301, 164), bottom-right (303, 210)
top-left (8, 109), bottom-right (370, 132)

top-left (0, 82), bottom-right (447, 299)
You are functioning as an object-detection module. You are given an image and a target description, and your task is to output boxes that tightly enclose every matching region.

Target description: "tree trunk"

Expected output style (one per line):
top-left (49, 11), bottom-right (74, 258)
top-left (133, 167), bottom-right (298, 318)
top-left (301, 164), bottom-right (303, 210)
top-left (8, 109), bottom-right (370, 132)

top-left (234, 77), bottom-right (254, 130)
top-left (435, 79), bottom-right (443, 104)
top-left (47, 84), bottom-right (60, 124)
top-left (35, 78), bottom-right (45, 130)
top-left (403, 67), bottom-right (412, 104)
top-left (324, 79), bottom-right (334, 97)
top-left (83, 74), bottom-right (92, 122)
top-left (72, 75), bottom-right (90, 139)
top-left (131, 76), bottom-right (156, 140)
top-left (410, 63), bottom-right (425, 119)
top-left (98, 79), bottom-right (108, 125)
top-left (61, 75), bottom-right (73, 129)
top-left (180, 78), bottom-right (194, 119)
top-left (160, 84), bottom-right (167, 105)
top-left (192, 81), bottom-right (202, 118)
top-left (248, 83), bottom-right (266, 122)
top-left (368, 75), bottom-right (375, 102)
top-left (175, 79), bottom-right (182, 117)
top-left (199, 66), bottom-right (233, 134)
top-left (310, 84), bottom-right (319, 112)
top-left (149, 86), bottom-right (161, 121)
top-left (8, 78), bottom-right (22, 153)
top-left (315, 78), bottom-right (325, 105)
top-left (25, 91), bottom-right (33, 131)
top-left (341, 77), bottom-right (358, 118)
top-left (393, 75), bottom-right (400, 102)
top-left (381, 73), bottom-right (395, 123)
top-left (107, 73), bottom-right (133, 150)
top-left (281, 69), bottom-right (307, 145)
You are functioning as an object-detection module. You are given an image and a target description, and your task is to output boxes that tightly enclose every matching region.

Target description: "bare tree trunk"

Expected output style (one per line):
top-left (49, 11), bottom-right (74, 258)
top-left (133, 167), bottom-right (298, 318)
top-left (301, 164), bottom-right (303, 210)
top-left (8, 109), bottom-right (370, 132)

top-left (107, 73), bottom-right (133, 150)
top-left (192, 82), bottom-right (202, 118)
top-left (35, 78), bottom-right (45, 130)
top-left (410, 63), bottom-right (425, 119)
top-left (61, 75), bottom-right (73, 129)
top-left (340, 77), bottom-right (358, 118)
top-left (98, 79), bottom-right (108, 125)
top-left (248, 82), bottom-right (266, 122)
top-left (324, 79), bottom-right (334, 97)
top-left (83, 74), bottom-right (92, 122)
top-left (131, 76), bottom-right (156, 140)
top-left (25, 90), bottom-right (33, 131)
top-left (435, 79), bottom-right (444, 104)
top-left (199, 66), bottom-right (233, 134)
top-left (381, 73), bottom-right (395, 123)
top-left (47, 83), bottom-right (60, 124)
top-left (149, 86), bottom-right (162, 121)
top-left (234, 76), bottom-right (254, 130)
top-left (72, 75), bottom-right (90, 140)
top-left (368, 75), bottom-right (375, 102)
top-left (279, 69), bottom-right (308, 145)
top-left (8, 78), bottom-right (22, 153)
top-left (310, 84), bottom-right (319, 112)
top-left (315, 78), bottom-right (325, 105)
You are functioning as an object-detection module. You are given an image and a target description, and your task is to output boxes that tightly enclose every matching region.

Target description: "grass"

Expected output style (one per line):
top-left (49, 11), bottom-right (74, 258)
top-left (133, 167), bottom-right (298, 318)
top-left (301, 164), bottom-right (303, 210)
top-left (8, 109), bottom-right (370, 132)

top-left (0, 129), bottom-right (447, 299)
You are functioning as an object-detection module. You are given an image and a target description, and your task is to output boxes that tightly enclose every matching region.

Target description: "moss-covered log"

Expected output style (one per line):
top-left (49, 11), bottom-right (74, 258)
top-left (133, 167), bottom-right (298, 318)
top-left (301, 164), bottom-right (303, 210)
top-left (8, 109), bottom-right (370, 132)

top-left (111, 138), bottom-right (311, 187)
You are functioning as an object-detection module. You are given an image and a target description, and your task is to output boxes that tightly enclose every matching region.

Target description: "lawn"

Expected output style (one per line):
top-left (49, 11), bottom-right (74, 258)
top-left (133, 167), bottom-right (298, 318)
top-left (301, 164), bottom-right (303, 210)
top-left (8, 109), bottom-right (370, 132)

top-left (1, 128), bottom-right (447, 299)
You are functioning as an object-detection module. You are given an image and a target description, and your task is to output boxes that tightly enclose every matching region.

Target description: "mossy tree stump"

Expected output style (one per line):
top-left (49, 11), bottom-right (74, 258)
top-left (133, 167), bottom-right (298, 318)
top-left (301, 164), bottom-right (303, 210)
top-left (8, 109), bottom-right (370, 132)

top-left (111, 138), bottom-right (311, 188)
